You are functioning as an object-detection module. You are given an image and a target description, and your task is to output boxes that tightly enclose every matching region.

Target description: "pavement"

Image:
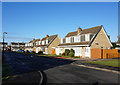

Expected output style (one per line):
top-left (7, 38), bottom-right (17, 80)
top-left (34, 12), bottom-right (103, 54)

top-left (71, 60), bottom-right (120, 71)
top-left (2, 52), bottom-right (120, 84)
top-left (2, 71), bottom-right (43, 85)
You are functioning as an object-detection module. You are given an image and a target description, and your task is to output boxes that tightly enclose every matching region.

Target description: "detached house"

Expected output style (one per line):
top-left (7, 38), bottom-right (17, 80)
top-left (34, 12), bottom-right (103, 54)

top-left (56, 25), bottom-right (112, 58)
top-left (35, 34), bottom-right (60, 54)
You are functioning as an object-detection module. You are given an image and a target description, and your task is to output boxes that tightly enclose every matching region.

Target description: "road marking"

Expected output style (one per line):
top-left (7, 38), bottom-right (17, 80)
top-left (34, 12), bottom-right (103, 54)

top-left (72, 64), bottom-right (120, 74)
top-left (38, 71), bottom-right (43, 85)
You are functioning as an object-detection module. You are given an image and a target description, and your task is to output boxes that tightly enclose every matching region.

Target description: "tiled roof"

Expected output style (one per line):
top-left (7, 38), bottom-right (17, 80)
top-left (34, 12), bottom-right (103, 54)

top-left (65, 25), bottom-right (102, 37)
top-left (11, 42), bottom-right (25, 45)
top-left (41, 34), bottom-right (57, 41)
top-left (35, 45), bottom-right (47, 47)
top-left (35, 39), bottom-right (40, 42)
top-left (0, 42), bottom-right (8, 44)
top-left (58, 41), bottom-right (90, 46)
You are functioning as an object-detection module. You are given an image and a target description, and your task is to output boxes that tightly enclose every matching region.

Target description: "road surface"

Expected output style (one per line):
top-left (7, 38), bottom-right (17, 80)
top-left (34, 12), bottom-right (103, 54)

top-left (4, 52), bottom-right (119, 84)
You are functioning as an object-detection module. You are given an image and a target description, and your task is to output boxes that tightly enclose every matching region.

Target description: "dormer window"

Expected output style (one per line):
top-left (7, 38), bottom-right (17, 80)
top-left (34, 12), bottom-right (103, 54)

top-left (46, 40), bottom-right (48, 44)
top-left (90, 34), bottom-right (94, 40)
top-left (81, 35), bottom-right (85, 42)
top-left (63, 38), bottom-right (66, 43)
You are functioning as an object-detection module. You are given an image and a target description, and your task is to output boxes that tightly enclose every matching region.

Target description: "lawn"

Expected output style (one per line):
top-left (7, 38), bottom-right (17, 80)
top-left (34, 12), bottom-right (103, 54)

top-left (86, 59), bottom-right (120, 67)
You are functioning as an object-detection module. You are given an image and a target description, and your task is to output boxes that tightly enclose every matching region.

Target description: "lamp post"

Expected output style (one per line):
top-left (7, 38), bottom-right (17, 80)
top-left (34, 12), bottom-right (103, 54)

top-left (2, 32), bottom-right (7, 57)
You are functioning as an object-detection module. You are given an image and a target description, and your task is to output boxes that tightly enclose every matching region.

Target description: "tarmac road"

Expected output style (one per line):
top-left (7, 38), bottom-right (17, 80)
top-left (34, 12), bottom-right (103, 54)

top-left (4, 52), bottom-right (119, 84)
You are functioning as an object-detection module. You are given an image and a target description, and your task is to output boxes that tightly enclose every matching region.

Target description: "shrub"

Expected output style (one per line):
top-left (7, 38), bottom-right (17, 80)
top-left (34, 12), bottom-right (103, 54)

top-left (38, 51), bottom-right (43, 55)
top-left (69, 52), bottom-right (74, 57)
top-left (69, 49), bottom-right (75, 57)
top-left (26, 50), bottom-right (29, 53)
top-left (65, 49), bottom-right (70, 56)
top-left (62, 52), bottom-right (65, 56)
top-left (59, 53), bottom-right (62, 56)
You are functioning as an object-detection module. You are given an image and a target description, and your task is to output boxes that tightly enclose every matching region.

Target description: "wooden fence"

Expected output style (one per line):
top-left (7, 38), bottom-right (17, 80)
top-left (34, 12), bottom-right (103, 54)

top-left (91, 48), bottom-right (119, 59)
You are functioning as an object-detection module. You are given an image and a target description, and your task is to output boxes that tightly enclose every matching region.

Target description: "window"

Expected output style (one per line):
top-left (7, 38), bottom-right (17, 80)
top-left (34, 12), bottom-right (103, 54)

top-left (63, 38), bottom-right (66, 43)
top-left (61, 38), bottom-right (63, 43)
top-left (70, 37), bottom-right (74, 43)
top-left (42, 41), bottom-right (45, 45)
top-left (81, 35), bottom-right (85, 41)
top-left (90, 34), bottom-right (94, 40)
top-left (46, 40), bottom-right (48, 44)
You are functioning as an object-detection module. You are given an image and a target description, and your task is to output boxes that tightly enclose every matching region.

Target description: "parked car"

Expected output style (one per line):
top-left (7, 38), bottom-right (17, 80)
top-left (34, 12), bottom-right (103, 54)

top-left (18, 50), bottom-right (24, 52)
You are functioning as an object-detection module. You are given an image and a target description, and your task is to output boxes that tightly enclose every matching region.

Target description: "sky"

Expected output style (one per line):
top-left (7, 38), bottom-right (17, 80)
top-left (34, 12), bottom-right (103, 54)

top-left (2, 2), bottom-right (118, 44)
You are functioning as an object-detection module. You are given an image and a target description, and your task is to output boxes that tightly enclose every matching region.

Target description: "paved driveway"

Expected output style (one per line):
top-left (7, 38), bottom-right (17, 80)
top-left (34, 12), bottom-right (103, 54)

top-left (4, 52), bottom-right (119, 84)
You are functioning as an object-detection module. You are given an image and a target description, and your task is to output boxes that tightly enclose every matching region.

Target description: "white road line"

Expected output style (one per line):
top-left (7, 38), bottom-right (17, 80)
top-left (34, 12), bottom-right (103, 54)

top-left (38, 71), bottom-right (43, 85)
top-left (72, 64), bottom-right (120, 74)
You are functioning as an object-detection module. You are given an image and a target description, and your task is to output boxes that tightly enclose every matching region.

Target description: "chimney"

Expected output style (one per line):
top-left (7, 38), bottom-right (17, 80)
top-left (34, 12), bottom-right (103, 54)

top-left (46, 35), bottom-right (49, 37)
top-left (33, 38), bottom-right (35, 41)
top-left (78, 27), bottom-right (82, 34)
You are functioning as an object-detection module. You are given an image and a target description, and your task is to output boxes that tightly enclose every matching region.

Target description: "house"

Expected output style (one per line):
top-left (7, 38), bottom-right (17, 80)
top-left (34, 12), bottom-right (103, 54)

top-left (35, 34), bottom-right (60, 54)
top-left (25, 39), bottom-right (36, 52)
top-left (115, 36), bottom-right (120, 50)
top-left (116, 36), bottom-right (120, 46)
top-left (33, 39), bottom-right (40, 52)
top-left (0, 42), bottom-right (8, 51)
top-left (56, 25), bottom-right (112, 58)
top-left (11, 42), bottom-right (25, 51)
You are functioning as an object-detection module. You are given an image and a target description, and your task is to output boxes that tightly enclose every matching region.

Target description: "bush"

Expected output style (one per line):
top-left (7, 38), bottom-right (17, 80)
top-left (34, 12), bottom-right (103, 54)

top-left (65, 49), bottom-right (70, 56)
top-left (62, 52), bottom-right (65, 56)
top-left (26, 50), bottom-right (29, 53)
top-left (69, 49), bottom-right (75, 57)
top-left (69, 52), bottom-right (74, 57)
top-left (59, 53), bottom-right (62, 56)
top-left (38, 51), bottom-right (43, 55)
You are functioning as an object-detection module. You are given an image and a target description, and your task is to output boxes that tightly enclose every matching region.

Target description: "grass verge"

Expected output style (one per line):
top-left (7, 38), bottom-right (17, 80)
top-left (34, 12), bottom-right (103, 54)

top-left (2, 63), bottom-right (14, 80)
top-left (85, 59), bottom-right (120, 67)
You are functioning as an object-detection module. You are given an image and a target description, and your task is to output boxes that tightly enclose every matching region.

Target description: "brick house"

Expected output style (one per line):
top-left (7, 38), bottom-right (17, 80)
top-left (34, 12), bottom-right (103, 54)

top-left (25, 39), bottom-right (37, 52)
top-left (35, 34), bottom-right (60, 54)
top-left (56, 25), bottom-right (112, 58)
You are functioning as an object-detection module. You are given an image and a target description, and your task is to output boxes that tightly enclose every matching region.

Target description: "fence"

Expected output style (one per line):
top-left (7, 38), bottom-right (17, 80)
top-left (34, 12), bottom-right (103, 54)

top-left (106, 53), bottom-right (120, 59)
top-left (91, 48), bottom-right (101, 59)
top-left (91, 48), bottom-right (119, 59)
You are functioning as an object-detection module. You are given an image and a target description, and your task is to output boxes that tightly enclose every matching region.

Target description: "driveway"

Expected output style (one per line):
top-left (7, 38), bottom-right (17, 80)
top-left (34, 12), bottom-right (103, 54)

top-left (3, 52), bottom-right (119, 84)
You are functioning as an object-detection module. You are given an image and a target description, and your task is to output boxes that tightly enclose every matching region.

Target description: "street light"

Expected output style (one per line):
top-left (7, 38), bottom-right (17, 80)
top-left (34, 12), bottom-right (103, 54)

top-left (2, 32), bottom-right (7, 57)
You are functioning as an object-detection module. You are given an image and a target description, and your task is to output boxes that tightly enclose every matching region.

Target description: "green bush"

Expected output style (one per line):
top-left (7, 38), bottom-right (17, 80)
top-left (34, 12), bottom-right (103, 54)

top-left (26, 50), bottom-right (29, 53)
top-left (59, 53), bottom-right (62, 56)
top-left (69, 52), bottom-right (74, 57)
top-left (62, 52), bottom-right (65, 56)
top-left (65, 49), bottom-right (70, 56)
top-left (38, 51), bottom-right (43, 55)
top-left (69, 49), bottom-right (75, 57)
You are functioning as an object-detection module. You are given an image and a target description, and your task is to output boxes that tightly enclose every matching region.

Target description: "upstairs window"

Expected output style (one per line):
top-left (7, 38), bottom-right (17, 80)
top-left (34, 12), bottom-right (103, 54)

top-left (61, 38), bottom-right (63, 44)
top-left (70, 37), bottom-right (74, 43)
top-left (81, 35), bottom-right (85, 42)
top-left (63, 38), bottom-right (66, 43)
top-left (46, 40), bottom-right (48, 44)
top-left (90, 34), bottom-right (94, 40)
